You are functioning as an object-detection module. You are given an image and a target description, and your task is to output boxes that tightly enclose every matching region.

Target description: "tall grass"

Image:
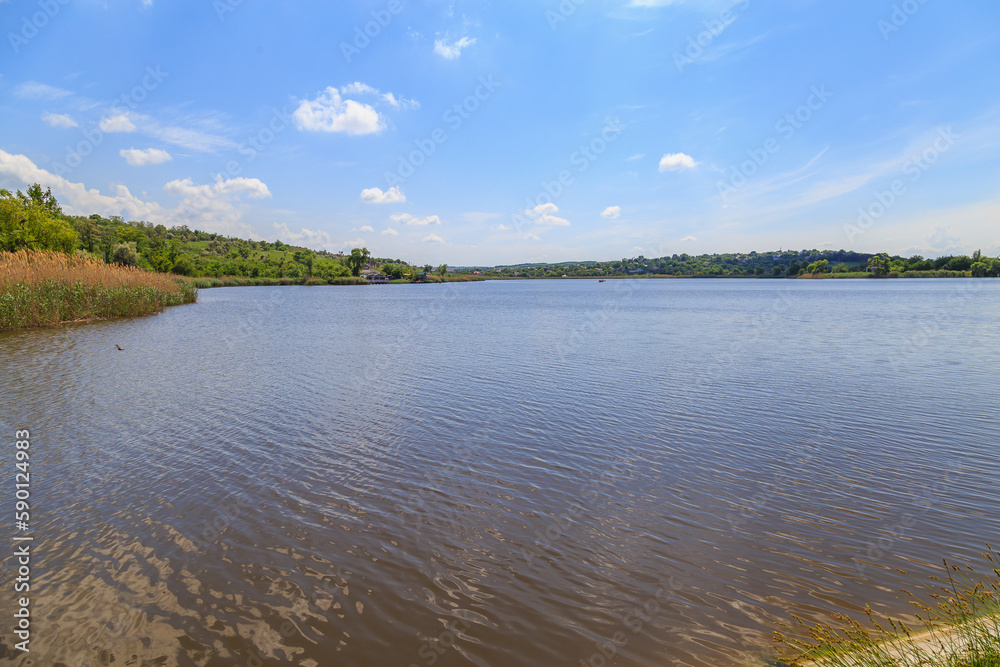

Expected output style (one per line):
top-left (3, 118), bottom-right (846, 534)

top-left (775, 547), bottom-right (1000, 666)
top-left (0, 249), bottom-right (196, 330)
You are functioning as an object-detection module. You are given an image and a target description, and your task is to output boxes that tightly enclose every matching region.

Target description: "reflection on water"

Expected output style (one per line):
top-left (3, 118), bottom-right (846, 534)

top-left (1, 279), bottom-right (998, 666)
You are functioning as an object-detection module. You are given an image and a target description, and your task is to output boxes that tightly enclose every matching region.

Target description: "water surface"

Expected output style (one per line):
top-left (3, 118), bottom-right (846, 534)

top-left (2, 278), bottom-right (998, 666)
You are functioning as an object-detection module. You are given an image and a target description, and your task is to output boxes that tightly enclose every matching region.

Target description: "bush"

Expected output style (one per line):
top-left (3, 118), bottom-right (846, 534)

top-left (171, 255), bottom-right (194, 276)
top-left (113, 242), bottom-right (139, 267)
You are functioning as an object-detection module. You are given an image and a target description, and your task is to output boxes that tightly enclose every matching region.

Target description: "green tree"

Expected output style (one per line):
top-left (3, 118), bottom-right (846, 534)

top-left (112, 242), bottom-right (139, 267)
top-left (0, 188), bottom-right (77, 252)
top-left (346, 247), bottom-right (371, 276)
top-left (437, 263), bottom-right (448, 277)
top-left (171, 255), bottom-right (195, 276)
top-left (868, 254), bottom-right (891, 278)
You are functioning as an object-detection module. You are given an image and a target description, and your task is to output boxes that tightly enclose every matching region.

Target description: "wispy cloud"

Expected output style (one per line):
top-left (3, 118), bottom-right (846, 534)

top-left (120, 147), bottom-right (172, 166)
top-left (434, 35), bottom-right (476, 59)
top-left (14, 81), bottom-right (71, 100)
top-left (41, 112), bottom-right (78, 128)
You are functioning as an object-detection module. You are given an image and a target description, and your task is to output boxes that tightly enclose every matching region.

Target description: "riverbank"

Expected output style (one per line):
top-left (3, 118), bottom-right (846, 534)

top-left (775, 551), bottom-right (1000, 666)
top-left (188, 274), bottom-right (487, 288)
top-left (0, 249), bottom-right (196, 331)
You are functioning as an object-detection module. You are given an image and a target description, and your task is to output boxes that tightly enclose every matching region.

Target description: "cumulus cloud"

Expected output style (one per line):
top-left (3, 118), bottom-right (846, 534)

top-left (359, 225), bottom-right (375, 233)
top-left (391, 213), bottom-right (442, 226)
top-left (0, 148), bottom-right (162, 221)
top-left (434, 36), bottom-right (476, 59)
top-left (525, 202), bottom-right (571, 226)
top-left (293, 87), bottom-right (384, 135)
top-left (680, 235), bottom-right (697, 242)
top-left (41, 112), bottom-right (78, 128)
top-left (272, 222), bottom-right (346, 251)
top-left (100, 114), bottom-right (137, 133)
top-left (120, 147), bottom-right (172, 166)
top-left (601, 206), bottom-right (621, 220)
top-left (360, 185), bottom-right (406, 204)
top-left (423, 233), bottom-right (446, 244)
top-left (340, 82), bottom-right (418, 110)
top-left (0, 149), bottom-right (266, 238)
top-left (659, 152), bottom-right (697, 172)
top-left (381, 228), bottom-right (399, 236)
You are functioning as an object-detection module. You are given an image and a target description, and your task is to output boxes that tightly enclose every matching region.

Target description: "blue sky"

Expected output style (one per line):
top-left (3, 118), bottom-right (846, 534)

top-left (1, 0), bottom-right (998, 265)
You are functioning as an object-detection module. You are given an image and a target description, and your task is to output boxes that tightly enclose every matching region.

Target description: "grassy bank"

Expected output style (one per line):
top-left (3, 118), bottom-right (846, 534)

top-left (775, 548), bottom-right (1000, 666)
top-left (797, 270), bottom-right (970, 279)
top-left (189, 274), bottom-right (486, 288)
top-left (0, 249), bottom-right (196, 330)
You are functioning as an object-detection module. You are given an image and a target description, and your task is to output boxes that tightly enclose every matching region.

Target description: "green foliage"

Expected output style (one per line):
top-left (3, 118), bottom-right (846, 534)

top-left (113, 242), bottom-right (139, 267)
top-left (0, 187), bottom-right (77, 253)
top-left (775, 548), bottom-right (1000, 667)
top-left (171, 255), bottom-right (194, 276)
top-left (346, 247), bottom-right (371, 276)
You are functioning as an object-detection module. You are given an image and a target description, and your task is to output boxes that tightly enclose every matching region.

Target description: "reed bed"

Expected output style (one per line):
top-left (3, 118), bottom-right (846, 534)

top-left (0, 249), bottom-right (196, 330)
top-left (775, 547), bottom-right (1000, 667)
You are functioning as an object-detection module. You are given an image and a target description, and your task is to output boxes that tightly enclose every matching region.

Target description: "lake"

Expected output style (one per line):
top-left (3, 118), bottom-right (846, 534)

top-left (2, 278), bottom-right (999, 666)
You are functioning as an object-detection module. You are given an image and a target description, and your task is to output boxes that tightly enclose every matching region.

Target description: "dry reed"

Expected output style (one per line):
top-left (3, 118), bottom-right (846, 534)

top-left (0, 249), bottom-right (197, 330)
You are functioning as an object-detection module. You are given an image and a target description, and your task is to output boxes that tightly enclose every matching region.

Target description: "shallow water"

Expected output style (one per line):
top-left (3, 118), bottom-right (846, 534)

top-left (2, 278), bottom-right (998, 666)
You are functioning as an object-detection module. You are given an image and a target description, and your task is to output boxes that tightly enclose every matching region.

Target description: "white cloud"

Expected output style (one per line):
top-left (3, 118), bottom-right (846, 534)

top-left (680, 235), bottom-right (697, 242)
top-left (434, 35), bottom-right (476, 59)
top-left (100, 114), bottom-right (137, 133)
top-left (524, 203), bottom-right (571, 227)
top-left (659, 152), bottom-right (698, 172)
top-left (0, 148), bottom-right (162, 221)
top-left (627, 154), bottom-right (645, 161)
top-left (601, 206), bottom-right (621, 220)
top-left (14, 81), bottom-right (71, 100)
top-left (273, 223), bottom-right (344, 251)
top-left (41, 112), bottom-right (78, 128)
top-left (423, 233), bottom-right (446, 244)
top-left (360, 185), bottom-right (406, 204)
top-left (120, 147), bottom-right (172, 166)
top-left (0, 149), bottom-right (266, 238)
top-left (359, 225), bottom-right (375, 233)
top-left (381, 228), bottom-right (399, 236)
top-left (391, 213), bottom-right (442, 226)
top-left (150, 124), bottom-right (232, 152)
top-left (339, 82), bottom-right (418, 110)
top-left (293, 87), bottom-right (384, 135)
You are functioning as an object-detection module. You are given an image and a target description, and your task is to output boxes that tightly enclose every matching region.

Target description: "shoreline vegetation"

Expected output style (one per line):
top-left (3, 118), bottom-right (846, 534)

top-left (2, 182), bottom-right (999, 330)
top-left (0, 249), bottom-right (196, 331)
top-left (774, 548), bottom-right (1000, 667)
